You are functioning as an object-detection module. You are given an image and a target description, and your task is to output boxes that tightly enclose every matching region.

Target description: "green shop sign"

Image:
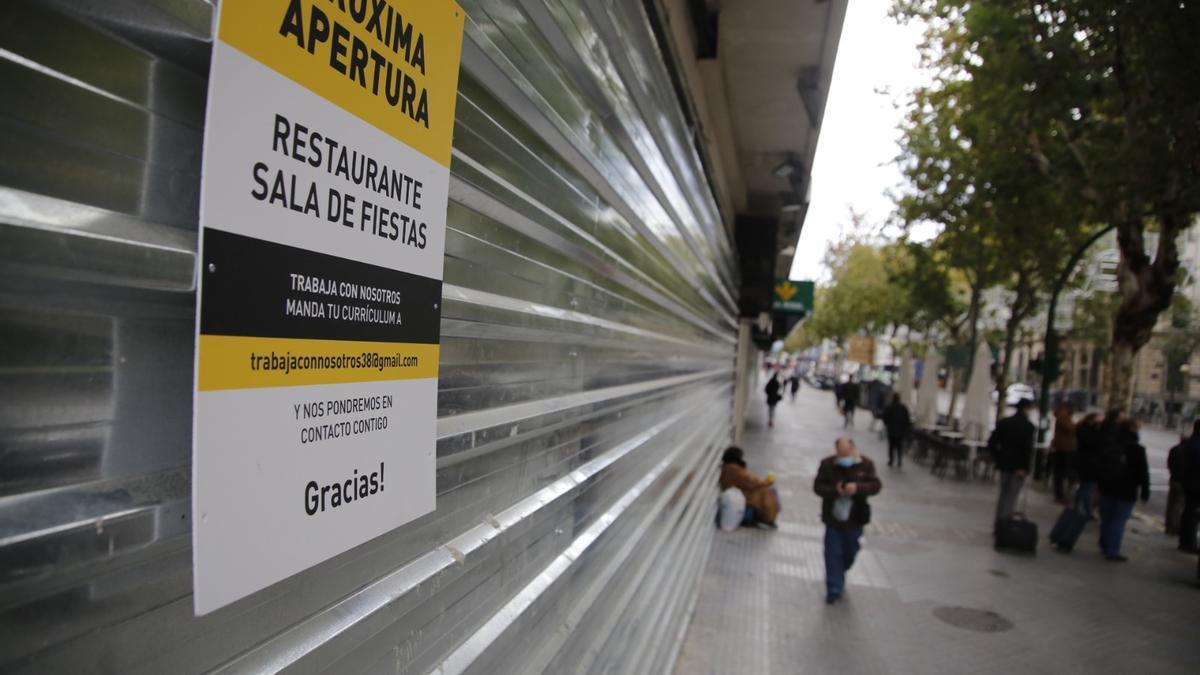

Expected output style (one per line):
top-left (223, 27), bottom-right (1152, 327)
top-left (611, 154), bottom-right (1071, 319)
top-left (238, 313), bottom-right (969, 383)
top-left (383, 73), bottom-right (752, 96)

top-left (773, 279), bottom-right (814, 316)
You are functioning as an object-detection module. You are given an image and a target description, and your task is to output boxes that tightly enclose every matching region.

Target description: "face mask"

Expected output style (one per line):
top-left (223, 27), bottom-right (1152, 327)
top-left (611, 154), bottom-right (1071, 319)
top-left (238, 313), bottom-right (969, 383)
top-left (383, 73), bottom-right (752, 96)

top-left (836, 456), bottom-right (856, 468)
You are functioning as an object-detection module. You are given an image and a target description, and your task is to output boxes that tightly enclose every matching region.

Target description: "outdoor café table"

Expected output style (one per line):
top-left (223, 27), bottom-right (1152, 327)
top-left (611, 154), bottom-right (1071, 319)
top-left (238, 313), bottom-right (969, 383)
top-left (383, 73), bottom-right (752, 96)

top-left (963, 440), bottom-right (989, 479)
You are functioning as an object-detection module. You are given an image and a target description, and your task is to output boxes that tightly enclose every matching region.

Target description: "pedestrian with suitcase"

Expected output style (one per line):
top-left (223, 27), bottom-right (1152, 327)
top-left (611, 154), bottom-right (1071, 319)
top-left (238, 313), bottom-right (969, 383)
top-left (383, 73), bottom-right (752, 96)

top-left (1050, 403), bottom-right (1078, 505)
top-left (989, 399), bottom-right (1036, 535)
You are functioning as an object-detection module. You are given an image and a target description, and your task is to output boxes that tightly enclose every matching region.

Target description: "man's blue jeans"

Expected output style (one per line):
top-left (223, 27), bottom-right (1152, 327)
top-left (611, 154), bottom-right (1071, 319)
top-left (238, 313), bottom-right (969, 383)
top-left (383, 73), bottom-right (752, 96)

top-left (824, 525), bottom-right (863, 598)
top-left (1075, 480), bottom-right (1097, 516)
top-left (1098, 496), bottom-right (1135, 557)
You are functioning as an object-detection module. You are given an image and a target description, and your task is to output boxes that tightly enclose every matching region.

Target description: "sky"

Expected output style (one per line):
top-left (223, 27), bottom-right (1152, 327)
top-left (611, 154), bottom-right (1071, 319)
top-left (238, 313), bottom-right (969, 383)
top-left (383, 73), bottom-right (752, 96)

top-left (788, 0), bottom-right (932, 282)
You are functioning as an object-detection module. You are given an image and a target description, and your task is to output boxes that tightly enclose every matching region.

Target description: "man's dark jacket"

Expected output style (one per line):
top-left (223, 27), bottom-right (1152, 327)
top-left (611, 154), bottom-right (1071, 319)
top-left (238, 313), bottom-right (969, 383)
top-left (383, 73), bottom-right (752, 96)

top-left (813, 456), bottom-right (882, 527)
top-left (1168, 441), bottom-right (1187, 483)
top-left (882, 401), bottom-right (912, 440)
top-left (989, 412), bottom-right (1036, 472)
top-left (1098, 432), bottom-right (1151, 502)
top-left (1076, 420), bottom-right (1099, 480)
top-left (1184, 435), bottom-right (1200, 494)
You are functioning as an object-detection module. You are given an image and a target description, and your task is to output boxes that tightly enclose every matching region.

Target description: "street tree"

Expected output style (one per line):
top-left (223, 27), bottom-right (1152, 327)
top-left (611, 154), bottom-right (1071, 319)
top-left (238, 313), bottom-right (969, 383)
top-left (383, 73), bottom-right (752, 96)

top-left (895, 0), bottom-right (1200, 410)
top-left (805, 238), bottom-right (905, 346)
top-left (894, 69), bottom-right (1081, 420)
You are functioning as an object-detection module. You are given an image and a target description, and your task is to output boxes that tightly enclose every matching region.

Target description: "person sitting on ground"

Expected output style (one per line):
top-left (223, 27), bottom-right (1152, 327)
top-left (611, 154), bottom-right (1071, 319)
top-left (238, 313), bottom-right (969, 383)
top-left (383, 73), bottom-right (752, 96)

top-left (882, 393), bottom-right (912, 468)
top-left (989, 398), bottom-right (1036, 533)
top-left (1074, 412), bottom-right (1102, 517)
top-left (1050, 403), bottom-right (1078, 506)
top-left (813, 438), bottom-right (882, 605)
top-left (1096, 417), bottom-right (1150, 562)
top-left (719, 446), bottom-right (780, 528)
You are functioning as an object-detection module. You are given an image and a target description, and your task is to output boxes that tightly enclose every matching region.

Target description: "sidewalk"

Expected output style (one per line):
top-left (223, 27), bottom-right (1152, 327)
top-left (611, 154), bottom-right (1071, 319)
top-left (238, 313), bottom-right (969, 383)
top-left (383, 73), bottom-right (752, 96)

top-left (674, 387), bottom-right (1200, 674)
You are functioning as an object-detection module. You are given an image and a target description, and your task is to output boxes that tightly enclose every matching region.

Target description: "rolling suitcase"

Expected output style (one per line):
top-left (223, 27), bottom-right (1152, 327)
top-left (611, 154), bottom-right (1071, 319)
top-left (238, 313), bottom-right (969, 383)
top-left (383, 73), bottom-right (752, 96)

top-left (995, 513), bottom-right (1038, 554)
top-left (1049, 507), bottom-right (1089, 552)
top-left (995, 484), bottom-right (1037, 554)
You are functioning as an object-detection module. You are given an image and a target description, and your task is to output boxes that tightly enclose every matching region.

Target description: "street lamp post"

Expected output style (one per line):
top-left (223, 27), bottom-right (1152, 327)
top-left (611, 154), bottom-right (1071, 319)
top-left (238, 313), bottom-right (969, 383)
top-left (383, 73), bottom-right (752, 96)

top-left (1180, 363), bottom-right (1193, 431)
top-left (1036, 225), bottom-right (1117, 445)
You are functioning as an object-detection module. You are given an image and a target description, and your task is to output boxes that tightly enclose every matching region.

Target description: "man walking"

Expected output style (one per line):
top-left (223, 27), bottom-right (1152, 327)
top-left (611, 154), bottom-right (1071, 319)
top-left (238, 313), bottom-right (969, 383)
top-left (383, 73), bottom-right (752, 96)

top-left (989, 399), bottom-right (1036, 531)
top-left (1166, 434), bottom-right (1188, 535)
top-left (1179, 419), bottom-right (1200, 553)
top-left (882, 393), bottom-right (912, 468)
top-left (841, 376), bottom-right (861, 429)
top-left (813, 438), bottom-right (882, 605)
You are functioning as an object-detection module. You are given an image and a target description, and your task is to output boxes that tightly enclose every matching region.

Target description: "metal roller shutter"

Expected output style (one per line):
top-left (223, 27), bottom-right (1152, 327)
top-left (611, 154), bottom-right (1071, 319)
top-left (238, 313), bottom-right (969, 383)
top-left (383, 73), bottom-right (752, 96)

top-left (0, 1), bottom-right (736, 672)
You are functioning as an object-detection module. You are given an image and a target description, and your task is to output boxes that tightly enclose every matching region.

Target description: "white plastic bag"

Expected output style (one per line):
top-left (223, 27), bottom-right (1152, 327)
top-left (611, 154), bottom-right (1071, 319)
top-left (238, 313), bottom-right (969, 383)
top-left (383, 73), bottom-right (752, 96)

top-left (717, 487), bottom-right (746, 531)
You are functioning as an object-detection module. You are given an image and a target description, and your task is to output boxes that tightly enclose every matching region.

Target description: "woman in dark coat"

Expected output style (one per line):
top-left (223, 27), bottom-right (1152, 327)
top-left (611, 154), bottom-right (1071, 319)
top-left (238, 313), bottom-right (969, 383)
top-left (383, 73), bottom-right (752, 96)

top-left (1096, 419), bottom-right (1150, 561)
top-left (764, 373), bottom-right (782, 428)
top-left (881, 393), bottom-right (912, 468)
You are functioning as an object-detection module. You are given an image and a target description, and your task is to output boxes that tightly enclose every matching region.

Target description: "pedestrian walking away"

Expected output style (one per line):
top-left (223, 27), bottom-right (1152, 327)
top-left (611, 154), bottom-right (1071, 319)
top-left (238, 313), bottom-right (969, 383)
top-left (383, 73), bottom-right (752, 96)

top-left (789, 373), bottom-right (800, 402)
top-left (1165, 433), bottom-right (1188, 535)
top-left (1050, 403), bottom-right (1078, 505)
top-left (1096, 418), bottom-right (1150, 561)
top-left (1074, 412), bottom-right (1102, 517)
top-left (812, 438), bottom-right (882, 605)
top-left (881, 393), bottom-right (912, 468)
top-left (719, 446), bottom-right (780, 528)
top-left (840, 376), bottom-right (860, 429)
top-left (764, 373), bottom-right (783, 428)
top-left (989, 398), bottom-right (1036, 530)
top-left (1178, 419), bottom-right (1200, 553)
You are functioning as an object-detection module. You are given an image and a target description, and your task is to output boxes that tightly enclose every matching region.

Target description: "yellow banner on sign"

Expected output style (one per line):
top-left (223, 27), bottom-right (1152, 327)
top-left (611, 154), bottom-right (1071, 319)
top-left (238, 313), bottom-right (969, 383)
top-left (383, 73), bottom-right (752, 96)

top-left (198, 335), bottom-right (439, 390)
top-left (219, 0), bottom-right (464, 168)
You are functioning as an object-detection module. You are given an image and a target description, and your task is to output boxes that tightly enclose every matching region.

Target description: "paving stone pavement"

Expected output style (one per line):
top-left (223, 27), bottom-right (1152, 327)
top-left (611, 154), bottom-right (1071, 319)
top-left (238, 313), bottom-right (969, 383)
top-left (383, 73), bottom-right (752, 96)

top-left (674, 386), bottom-right (1200, 675)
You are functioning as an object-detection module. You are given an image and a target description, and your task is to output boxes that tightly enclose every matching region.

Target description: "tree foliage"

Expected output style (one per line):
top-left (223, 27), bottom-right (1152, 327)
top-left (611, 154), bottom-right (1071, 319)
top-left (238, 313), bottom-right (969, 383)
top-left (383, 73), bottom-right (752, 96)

top-left (894, 0), bottom-right (1200, 408)
top-left (804, 239), bottom-right (903, 344)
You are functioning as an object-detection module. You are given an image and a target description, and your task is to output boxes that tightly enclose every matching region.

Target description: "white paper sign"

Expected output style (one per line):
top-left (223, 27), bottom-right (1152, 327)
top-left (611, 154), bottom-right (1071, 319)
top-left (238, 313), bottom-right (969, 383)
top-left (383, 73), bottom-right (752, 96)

top-left (192, 0), bottom-right (464, 615)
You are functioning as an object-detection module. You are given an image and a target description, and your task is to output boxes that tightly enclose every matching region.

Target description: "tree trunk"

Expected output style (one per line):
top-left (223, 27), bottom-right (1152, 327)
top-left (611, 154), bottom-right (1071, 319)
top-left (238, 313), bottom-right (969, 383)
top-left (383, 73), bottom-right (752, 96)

top-left (1105, 340), bottom-right (1136, 413)
top-left (950, 276), bottom-right (985, 427)
top-left (1106, 210), bottom-right (1185, 410)
top-left (996, 318), bottom-right (1019, 423)
top-left (998, 270), bottom-right (1037, 422)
